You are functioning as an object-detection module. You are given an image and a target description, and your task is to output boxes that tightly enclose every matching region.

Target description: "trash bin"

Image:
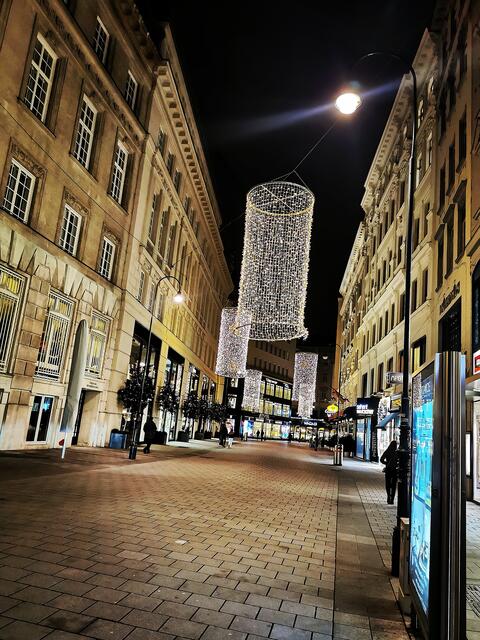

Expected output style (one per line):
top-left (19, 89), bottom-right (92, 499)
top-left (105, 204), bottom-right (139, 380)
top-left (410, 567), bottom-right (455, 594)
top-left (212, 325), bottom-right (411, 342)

top-left (333, 444), bottom-right (344, 466)
top-left (109, 429), bottom-right (127, 449)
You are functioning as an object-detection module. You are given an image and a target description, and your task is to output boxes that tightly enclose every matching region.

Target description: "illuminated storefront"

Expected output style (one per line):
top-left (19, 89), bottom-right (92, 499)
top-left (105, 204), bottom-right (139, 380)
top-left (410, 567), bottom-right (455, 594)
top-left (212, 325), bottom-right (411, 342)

top-left (354, 396), bottom-right (379, 462)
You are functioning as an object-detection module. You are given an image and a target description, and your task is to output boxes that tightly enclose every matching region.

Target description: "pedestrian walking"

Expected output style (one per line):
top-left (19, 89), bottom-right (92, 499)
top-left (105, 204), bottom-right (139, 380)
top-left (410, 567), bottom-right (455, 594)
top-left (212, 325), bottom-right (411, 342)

top-left (256, 429), bottom-right (260, 440)
top-left (288, 432), bottom-right (292, 443)
top-left (260, 429), bottom-right (264, 441)
top-left (219, 421), bottom-right (228, 447)
top-left (380, 440), bottom-right (398, 504)
top-left (143, 417), bottom-right (157, 454)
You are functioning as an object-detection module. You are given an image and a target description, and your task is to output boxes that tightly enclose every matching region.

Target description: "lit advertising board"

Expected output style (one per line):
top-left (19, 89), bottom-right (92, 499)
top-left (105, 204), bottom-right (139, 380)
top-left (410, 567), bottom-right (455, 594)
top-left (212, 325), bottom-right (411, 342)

top-left (410, 363), bottom-right (434, 620)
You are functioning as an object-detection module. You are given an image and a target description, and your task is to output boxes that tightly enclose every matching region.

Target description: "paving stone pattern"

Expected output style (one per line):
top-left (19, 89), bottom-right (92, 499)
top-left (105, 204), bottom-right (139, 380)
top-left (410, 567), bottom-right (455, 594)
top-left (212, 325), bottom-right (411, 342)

top-left (0, 442), bottom-right (414, 639)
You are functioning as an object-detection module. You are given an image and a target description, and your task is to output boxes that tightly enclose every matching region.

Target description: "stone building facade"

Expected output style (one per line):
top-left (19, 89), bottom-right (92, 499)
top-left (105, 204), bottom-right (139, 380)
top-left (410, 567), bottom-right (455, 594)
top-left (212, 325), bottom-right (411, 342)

top-left (335, 31), bottom-right (438, 460)
top-left (0, 0), bottom-right (232, 450)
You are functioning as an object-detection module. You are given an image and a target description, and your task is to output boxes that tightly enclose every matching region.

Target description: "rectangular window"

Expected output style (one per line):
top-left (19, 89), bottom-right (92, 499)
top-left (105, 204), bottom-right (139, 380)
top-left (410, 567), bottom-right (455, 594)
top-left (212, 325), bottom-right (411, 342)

top-left (457, 198), bottom-right (466, 257)
top-left (389, 200), bottom-right (395, 226)
top-left (59, 204), bottom-right (82, 256)
top-left (415, 153), bottom-right (423, 187)
top-left (397, 235), bottom-right (403, 266)
top-left (173, 169), bottom-right (182, 192)
top-left (110, 142), bottom-right (128, 204)
top-left (422, 269), bottom-right (428, 304)
top-left (413, 217), bottom-right (420, 250)
top-left (85, 312), bottom-right (109, 377)
top-left (166, 151), bottom-right (174, 176)
top-left (391, 303), bottom-right (395, 330)
top-left (387, 357), bottom-right (394, 373)
top-left (378, 362), bottom-right (384, 391)
top-left (411, 279), bottom-right (418, 312)
top-left (437, 234), bottom-right (444, 288)
top-left (157, 129), bottom-right (166, 154)
top-left (3, 159), bottom-right (35, 222)
top-left (399, 293), bottom-right (405, 322)
top-left (26, 395), bottom-right (54, 442)
top-left (459, 112), bottom-right (466, 164)
top-left (24, 34), bottom-right (57, 122)
top-left (73, 95), bottom-right (97, 169)
top-left (148, 194), bottom-right (158, 242)
top-left (361, 373), bottom-right (368, 397)
top-left (98, 236), bottom-right (115, 280)
top-left (93, 17), bottom-right (109, 64)
top-left (446, 215), bottom-right (454, 274)
top-left (370, 368), bottom-right (375, 394)
top-left (439, 164), bottom-right (446, 210)
top-left (125, 71), bottom-right (138, 110)
top-left (138, 271), bottom-right (145, 302)
top-left (412, 336), bottom-right (427, 371)
top-left (399, 181), bottom-right (405, 206)
top-left (426, 132), bottom-right (433, 167)
top-left (0, 267), bottom-right (25, 372)
top-left (36, 291), bottom-right (74, 379)
top-left (448, 141), bottom-right (455, 190)
top-left (423, 203), bottom-right (429, 238)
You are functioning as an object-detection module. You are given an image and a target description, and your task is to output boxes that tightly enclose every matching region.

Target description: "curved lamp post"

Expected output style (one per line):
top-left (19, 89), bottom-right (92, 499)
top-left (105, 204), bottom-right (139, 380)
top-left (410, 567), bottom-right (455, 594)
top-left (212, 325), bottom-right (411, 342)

top-left (336, 51), bottom-right (417, 576)
top-left (129, 274), bottom-right (184, 460)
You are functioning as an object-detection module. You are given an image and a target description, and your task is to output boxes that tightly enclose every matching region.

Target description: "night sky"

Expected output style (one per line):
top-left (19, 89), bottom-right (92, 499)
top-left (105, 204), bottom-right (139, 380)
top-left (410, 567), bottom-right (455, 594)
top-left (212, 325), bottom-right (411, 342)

top-left (137, 1), bottom-right (436, 345)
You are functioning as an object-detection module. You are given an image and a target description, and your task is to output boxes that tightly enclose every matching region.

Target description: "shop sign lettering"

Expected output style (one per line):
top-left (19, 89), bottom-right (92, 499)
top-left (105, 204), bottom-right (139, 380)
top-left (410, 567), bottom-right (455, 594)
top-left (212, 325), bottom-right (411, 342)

top-left (439, 282), bottom-right (460, 315)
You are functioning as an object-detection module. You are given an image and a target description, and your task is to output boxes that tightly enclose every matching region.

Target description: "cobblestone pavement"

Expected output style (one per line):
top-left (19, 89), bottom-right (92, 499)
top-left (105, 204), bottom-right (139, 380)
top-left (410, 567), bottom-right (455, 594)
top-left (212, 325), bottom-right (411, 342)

top-left (0, 441), bottom-right (413, 640)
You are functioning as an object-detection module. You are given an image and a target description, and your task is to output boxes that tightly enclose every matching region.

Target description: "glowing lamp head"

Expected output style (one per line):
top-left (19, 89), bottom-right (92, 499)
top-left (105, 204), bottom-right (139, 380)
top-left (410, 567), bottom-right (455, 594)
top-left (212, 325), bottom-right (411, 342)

top-left (173, 291), bottom-right (184, 304)
top-left (335, 91), bottom-right (362, 115)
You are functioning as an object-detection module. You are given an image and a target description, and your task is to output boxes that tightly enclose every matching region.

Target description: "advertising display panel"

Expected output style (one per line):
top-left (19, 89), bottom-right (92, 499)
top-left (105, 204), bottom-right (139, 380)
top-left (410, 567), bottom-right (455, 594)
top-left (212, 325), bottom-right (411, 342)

top-left (410, 363), bottom-right (434, 616)
top-left (409, 353), bottom-right (466, 640)
top-left (355, 421), bottom-right (364, 458)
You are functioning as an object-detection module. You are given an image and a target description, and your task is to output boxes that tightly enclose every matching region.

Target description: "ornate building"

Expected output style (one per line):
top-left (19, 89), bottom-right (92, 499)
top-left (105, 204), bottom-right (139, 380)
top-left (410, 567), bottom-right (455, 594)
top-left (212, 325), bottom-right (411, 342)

top-left (0, 0), bottom-right (232, 450)
top-left (335, 30), bottom-right (438, 461)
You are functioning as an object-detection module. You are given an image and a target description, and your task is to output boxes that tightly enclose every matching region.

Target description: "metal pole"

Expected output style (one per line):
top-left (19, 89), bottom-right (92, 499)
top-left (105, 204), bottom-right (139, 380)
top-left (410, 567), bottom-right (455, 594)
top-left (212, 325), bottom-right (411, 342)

top-left (129, 283), bottom-right (157, 460)
top-left (392, 64), bottom-right (417, 576)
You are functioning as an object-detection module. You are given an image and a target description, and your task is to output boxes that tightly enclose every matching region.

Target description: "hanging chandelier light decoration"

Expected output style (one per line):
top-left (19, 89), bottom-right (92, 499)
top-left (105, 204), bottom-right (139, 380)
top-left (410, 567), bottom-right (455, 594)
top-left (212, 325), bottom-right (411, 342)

top-left (215, 307), bottom-right (251, 378)
top-left (297, 384), bottom-right (315, 418)
top-left (292, 352), bottom-right (318, 400)
top-left (242, 369), bottom-right (262, 412)
top-left (237, 181), bottom-right (315, 341)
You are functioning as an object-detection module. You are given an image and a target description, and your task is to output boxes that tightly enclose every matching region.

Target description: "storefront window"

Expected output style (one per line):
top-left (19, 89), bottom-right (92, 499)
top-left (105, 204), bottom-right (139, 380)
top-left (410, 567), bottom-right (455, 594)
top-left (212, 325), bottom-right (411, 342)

top-left (27, 396), bottom-right (54, 442)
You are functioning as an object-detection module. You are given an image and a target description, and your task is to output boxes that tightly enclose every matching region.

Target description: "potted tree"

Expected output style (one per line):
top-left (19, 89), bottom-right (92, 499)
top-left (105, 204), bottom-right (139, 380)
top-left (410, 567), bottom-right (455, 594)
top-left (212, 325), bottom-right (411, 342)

top-left (156, 383), bottom-right (179, 444)
top-left (206, 402), bottom-right (227, 439)
top-left (194, 397), bottom-right (210, 439)
top-left (117, 364), bottom-right (155, 448)
top-left (179, 391), bottom-right (199, 442)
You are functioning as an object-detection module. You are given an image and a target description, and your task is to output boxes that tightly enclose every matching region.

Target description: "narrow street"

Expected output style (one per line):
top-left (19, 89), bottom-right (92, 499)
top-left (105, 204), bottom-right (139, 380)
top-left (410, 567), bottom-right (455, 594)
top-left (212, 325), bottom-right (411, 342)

top-left (0, 441), bottom-right (414, 640)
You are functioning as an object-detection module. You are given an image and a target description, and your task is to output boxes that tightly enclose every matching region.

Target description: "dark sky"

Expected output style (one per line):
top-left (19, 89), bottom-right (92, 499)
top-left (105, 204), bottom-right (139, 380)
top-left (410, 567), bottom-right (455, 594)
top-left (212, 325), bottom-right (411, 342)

top-left (137, 1), bottom-right (437, 345)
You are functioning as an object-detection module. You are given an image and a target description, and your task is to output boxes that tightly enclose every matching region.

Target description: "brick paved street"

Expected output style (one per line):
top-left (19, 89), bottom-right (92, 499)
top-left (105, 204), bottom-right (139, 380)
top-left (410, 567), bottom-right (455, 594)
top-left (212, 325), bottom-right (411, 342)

top-left (0, 441), bottom-right (413, 639)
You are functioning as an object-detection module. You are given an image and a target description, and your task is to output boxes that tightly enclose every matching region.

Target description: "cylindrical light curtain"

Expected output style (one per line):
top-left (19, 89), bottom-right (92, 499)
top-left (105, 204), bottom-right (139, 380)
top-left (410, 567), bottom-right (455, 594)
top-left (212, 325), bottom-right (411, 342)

top-left (298, 384), bottom-right (315, 418)
top-left (215, 307), bottom-right (251, 378)
top-left (237, 181), bottom-right (314, 341)
top-left (242, 369), bottom-right (262, 412)
top-left (292, 352), bottom-right (318, 400)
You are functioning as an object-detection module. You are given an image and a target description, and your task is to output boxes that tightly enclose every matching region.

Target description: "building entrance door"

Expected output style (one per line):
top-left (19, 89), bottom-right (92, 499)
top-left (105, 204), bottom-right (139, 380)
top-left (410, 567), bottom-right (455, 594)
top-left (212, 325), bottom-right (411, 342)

top-left (71, 390), bottom-right (86, 445)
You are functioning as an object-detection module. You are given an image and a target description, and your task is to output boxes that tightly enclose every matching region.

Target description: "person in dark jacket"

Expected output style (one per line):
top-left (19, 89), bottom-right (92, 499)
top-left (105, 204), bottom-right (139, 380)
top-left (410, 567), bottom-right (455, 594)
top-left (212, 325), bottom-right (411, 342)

top-left (380, 440), bottom-right (398, 504)
top-left (143, 417), bottom-right (157, 454)
top-left (219, 422), bottom-right (228, 447)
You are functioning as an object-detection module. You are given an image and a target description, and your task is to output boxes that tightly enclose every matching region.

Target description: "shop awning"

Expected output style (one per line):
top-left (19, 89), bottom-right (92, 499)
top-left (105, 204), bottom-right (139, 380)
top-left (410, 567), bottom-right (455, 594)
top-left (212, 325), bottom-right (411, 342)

top-left (377, 412), bottom-right (399, 429)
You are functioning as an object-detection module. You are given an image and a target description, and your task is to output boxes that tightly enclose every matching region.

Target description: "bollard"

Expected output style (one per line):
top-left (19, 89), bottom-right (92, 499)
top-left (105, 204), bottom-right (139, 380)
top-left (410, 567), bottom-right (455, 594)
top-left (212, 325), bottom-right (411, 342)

top-left (333, 444), bottom-right (344, 466)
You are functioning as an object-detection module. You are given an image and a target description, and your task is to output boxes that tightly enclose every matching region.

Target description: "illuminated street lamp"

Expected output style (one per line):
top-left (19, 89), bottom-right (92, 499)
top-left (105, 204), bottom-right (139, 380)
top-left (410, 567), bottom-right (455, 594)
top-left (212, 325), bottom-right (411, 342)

top-left (336, 51), bottom-right (417, 576)
top-left (335, 91), bottom-right (362, 115)
top-left (129, 274), bottom-right (184, 460)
